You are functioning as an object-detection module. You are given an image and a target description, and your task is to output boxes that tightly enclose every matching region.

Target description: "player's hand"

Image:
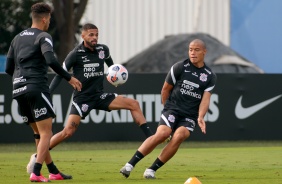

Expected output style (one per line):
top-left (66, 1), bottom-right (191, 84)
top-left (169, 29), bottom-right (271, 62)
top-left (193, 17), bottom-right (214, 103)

top-left (197, 117), bottom-right (206, 134)
top-left (68, 77), bottom-right (82, 91)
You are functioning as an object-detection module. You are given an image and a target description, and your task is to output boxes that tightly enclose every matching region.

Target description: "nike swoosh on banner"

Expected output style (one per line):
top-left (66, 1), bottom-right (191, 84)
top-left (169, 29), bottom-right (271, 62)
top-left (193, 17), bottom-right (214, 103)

top-left (235, 94), bottom-right (282, 119)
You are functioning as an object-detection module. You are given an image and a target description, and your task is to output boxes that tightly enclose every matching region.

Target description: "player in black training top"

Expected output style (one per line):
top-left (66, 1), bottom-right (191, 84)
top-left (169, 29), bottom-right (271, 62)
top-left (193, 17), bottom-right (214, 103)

top-left (5, 2), bottom-right (81, 182)
top-left (48, 23), bottom-right (153, 149)
top-left (120, 39), bottom-right (217, 179)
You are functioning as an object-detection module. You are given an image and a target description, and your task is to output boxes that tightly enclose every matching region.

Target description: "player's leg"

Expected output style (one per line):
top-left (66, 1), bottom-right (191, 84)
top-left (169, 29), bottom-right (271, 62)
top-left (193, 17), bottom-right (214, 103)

top-left (144, 127), bottom-right (190, 179)
top-left (109, 95), bottom-right (145, 125)
top-left (120, 125), bottom-right (171, 178)
top-left (28, 123), bottom-right (62, 173)
top-left (109, 95), bottom-right (153, 137)
top-left (34, 118), bottom-right (52, 164)
top-left (27, 110), bottom-right (72, 180)
top-left (15, 94), bottom-right (49, 181)
top-left (29, 117), bottom-right (53, 182)
top-left (27, 91), bottom-right (72, 181)
top-left (49, 114), bottom-right (81, 149)
top-left (159, 126), bottom-right (190, 162)
top-left (138, 125), bottom-right (172, 155)
top-left (26, 123), bottom-right (39, 174)
top-left (40, 120), bottom-right (73, 181)
top-left (31, 118), bottom-right (72, 181)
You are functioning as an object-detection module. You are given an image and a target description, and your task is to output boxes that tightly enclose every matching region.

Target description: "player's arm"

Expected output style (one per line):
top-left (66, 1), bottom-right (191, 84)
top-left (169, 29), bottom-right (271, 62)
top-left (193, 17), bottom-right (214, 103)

top-left (198, 73), bottom-right (217, 134)
top-left (39, 33), bottom-right (71, 80)
top-left (44, 51), bottom-right (71, 81)
top-left (5, 58), bottom-right (15, 76)
top-left (161, 61), bottom-right (182, 104)
top-left (5, 43), bottom-right (15, 76)
top-left (45, 52), bottom-right (81, 92)
top-left (197, 91), bottom-right (212, 134)
top-left (49, 51), bottom-right (77, 93)
top-left (198, 91), bottom-right (212, 119)
top-left (38, 33), bottom-right (70, 80)
top-left (38, 33), bottom-right (81, 92)
top-left (103, 45), bottom-right (114, 67)
top-left (105, 56), bottom-right (113, 67)
top-left (161, 82), bottom-right (173, 105)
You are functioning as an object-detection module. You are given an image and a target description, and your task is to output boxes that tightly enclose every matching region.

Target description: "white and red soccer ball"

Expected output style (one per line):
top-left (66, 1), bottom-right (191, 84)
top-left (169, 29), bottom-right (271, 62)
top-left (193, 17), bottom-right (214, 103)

top-left (106, 64), bottom-right (128, 87)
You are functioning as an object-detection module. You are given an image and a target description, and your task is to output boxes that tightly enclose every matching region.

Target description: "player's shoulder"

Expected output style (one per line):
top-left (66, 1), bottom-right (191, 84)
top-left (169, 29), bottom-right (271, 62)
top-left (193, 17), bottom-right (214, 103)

top-left (173, 58), bottom-right (189, 69)
top-left (203, 64), bottom-right (216, 76)
top-left (29, 28), bottom-right (52, 42)
top-left (72, 43), bottom-right (85, 53)
top-left (38, 31), bottom-right (51, 38)
top-left (38, 32), bottom-right (53, 46)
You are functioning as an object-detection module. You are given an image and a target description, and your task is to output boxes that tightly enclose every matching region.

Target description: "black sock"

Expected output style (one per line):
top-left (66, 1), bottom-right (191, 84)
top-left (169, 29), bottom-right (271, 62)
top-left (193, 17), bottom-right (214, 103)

top-left (33, 163), bottom-right (42, 176)
top-left (140, 123), bottom-right (153, 138)
top-left (47, 162), bottom-right (59, 174)
top-left (148, 157), bottom-right (164, 171)
top-left (128, 150), bottom-right (144, 167)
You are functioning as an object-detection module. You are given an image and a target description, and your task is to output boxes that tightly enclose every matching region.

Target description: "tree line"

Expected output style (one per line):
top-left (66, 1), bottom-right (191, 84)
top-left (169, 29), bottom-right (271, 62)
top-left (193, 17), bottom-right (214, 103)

top-left (0, 0), bottom-right (88, 64)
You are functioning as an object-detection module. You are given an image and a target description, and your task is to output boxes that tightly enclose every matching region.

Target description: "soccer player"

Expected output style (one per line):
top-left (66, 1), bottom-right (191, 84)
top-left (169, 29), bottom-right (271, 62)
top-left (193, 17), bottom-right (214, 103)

top-left (48, 23), bottom-right (153, 149)
top-left (120, 39), bottom-right (217, 179)
top-left (5, 2), bottom-right (82, 182)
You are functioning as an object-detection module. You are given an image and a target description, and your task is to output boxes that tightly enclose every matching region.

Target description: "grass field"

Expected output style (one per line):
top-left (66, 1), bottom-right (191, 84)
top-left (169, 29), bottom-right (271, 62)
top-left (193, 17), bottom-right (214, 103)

top-left (0, 141), bottom-right (281, 184)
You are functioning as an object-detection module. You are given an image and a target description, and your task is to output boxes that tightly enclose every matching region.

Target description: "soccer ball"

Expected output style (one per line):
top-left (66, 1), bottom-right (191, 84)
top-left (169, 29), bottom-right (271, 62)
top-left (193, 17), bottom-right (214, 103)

top-left (106, 64), bottom-right (128, 87)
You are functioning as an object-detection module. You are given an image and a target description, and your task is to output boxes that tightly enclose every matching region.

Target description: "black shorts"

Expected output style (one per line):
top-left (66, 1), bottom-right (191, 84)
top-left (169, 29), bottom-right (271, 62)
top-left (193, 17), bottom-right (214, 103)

top-left (70, 92), bottom-right (117, 119)
top-left (159, 109), bottom-right (197, 133)
top-left (15, 91), bottom-right (55, 124)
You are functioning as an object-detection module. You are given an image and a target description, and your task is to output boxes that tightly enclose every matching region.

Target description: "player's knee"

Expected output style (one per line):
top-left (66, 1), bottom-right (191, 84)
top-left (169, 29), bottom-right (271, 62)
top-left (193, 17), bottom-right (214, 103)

top-left (154, 131), bottom-right (171, 142)
top-left (63, 127), bottom-right (76, 138)
top-left (130, 99), bottom-right (140, 110)
top-left (173, 132), bottom-right (189, 142)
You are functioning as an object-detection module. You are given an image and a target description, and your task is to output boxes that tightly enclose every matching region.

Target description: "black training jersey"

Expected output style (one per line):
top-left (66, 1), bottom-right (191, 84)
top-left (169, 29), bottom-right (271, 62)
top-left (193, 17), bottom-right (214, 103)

top-left (49, 43), bottom-right (112, 99)
top-left (164, 59), bottom-right (217, 118)
top-left (6, 28), bottom-right (54, 98)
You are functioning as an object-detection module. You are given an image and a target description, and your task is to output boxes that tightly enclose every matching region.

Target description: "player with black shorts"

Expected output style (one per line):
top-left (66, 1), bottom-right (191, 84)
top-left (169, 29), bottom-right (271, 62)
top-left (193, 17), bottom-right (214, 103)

top-left (5, 2), bottom-right (81, 182)
top-left (120, 39), bottom-right (217, 179)
top-left (48, 23), bottom-right (153, 150)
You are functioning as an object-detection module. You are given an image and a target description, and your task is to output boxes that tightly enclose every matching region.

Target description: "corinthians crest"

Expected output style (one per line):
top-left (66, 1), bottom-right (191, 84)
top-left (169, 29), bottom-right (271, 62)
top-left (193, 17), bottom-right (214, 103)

top-left (81, 104), bottom-right (89, 112)
top-left (199, 73), bottom-right (207, 82)
top-left (98, 50), bottom-right (105, 59)
top-left (168, 114), bottom-right (175, 123)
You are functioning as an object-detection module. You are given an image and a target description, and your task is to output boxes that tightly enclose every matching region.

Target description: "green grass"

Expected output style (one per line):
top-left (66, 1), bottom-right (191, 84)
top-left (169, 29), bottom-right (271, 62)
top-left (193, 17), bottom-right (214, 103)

top-left (0, 141), bottom-right (281, 184)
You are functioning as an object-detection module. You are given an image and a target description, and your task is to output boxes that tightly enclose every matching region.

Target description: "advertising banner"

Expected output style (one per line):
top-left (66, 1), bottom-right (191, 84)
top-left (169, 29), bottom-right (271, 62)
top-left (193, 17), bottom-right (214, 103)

top-left (0, 74), bottom-right (282, 143)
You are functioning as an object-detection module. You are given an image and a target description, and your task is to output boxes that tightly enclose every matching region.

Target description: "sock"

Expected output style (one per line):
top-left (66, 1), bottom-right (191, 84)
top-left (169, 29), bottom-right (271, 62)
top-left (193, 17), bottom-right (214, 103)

top-left (128, 150), bottom-right (144, 167)
top-left (47, 162), bottom-right (59, 174)
top-left (140, 123), bottom-right (153, 138)
top-left (33, 163), bottom-right (42, 176)
top-left (148, 157), bottom-right (164, 171)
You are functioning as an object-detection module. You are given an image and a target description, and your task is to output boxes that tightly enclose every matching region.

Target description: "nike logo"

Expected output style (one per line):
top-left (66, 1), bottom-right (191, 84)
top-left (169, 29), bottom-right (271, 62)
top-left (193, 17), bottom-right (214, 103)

top-left (235, 94), bottom-right (282, 119)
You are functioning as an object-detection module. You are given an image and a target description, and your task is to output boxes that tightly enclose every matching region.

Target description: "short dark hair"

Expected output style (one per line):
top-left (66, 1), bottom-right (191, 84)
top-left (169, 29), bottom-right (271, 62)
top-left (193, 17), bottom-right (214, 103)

top-left (82, 23), bottom-right (98, 31)
top-left (31, 2), bottom-right (52, 20)
top-left (190, 39), bottom-right (206, 49)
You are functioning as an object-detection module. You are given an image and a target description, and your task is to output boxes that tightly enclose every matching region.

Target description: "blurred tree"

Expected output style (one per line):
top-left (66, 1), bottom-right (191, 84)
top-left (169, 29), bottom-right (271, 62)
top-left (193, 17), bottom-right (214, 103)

top-left (0, 0), bottom-right (41, 54)
top-left (52, 0), bottom-right (88, 63)
top-left (0, 0), bottom-right (88, 64)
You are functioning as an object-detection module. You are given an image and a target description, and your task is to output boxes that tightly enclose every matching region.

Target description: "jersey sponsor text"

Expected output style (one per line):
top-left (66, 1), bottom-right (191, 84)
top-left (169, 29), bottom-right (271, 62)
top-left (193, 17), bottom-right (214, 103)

top-left (34, 108), bottom-right (47, 118)
top-left (13, 86), bottom-right (27, 94)
top-left (13, 76), bottom-right (26, 84)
